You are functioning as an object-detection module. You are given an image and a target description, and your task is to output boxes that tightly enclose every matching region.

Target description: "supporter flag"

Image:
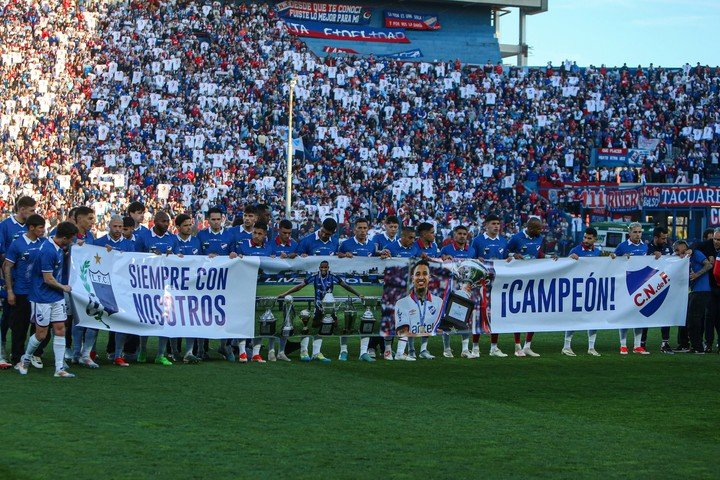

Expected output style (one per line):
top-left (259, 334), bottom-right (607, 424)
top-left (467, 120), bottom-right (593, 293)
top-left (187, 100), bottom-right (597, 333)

top-left (284, 19), bottom-right (410, 44)
top-left (384, 10), bottom-right (441, 31)
top-left (292, 137), bottom-right (305, 160)
top-left (323, 46), bottom-right (359, 54)
top-left (378, 49), bottom-right (423, 59)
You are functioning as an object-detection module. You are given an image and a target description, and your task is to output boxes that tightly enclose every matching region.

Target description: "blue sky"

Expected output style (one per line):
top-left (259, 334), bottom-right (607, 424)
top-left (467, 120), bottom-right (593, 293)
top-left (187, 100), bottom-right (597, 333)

top-left (500, 0), bottom-right (719, 67)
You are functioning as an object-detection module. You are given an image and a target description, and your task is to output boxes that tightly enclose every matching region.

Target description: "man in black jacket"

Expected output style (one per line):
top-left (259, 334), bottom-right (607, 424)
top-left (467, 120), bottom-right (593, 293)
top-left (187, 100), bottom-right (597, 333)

top-left (692, 228), bottom-right (720, 352)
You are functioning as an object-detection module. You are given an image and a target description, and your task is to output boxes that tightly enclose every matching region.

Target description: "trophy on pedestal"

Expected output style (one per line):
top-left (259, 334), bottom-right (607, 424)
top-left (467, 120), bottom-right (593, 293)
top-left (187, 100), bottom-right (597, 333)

top-left (318, 292), bottom-right (336, 336)
top-left (342, 298), bottom-right (356, 335)
top-left (257, 298), bottom-right (277, 336)
top-left (281, 295), bottom-right (295, 338)
top-left (441, 259), bottom-right (490, 331)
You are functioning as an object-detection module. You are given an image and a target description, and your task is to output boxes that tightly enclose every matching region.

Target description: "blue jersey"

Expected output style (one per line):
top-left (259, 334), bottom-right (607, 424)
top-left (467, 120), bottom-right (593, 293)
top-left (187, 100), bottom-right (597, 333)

top-left (339, 237), bottom-right (375, 257)
top-left (0, 216), bottom-right (26, 256)
top-left (305, 272), bottom-right (342, 307)
top-left (94, 235), bottom-right (136, 253)
top-left (440, 242), bottom-right (476, 259)
top-left (134, 225), bottom-right (150, 238)
top-left (508, 230), bottom-right (544, 259)
top-left (416, 240), bottom-right (440, 257)
top-left (135, 229), bottom-right (179, 254)
top-left (271, 236), bottom-right (298, 256)
top-left (297, 231), bottom-right (339, 256)
top-left (5, 235), bottom-right (45, 295)
top-left (569, 244), bottom-right (601, 257)
top-left (234, 226), bottom-right (254, 244)
top-left (371, 232), bottom-right (396, 253)
top-left (615, 240), bottom-right (647, 256)
top-left (386, 239), bottom-right (421, 258)
top-left (176, 235), bottom-right (202, 256)
top-left (472, 234), bottom-right (508, 260)
top-left (29, 239), bottom-right (65, 304)
top-left (690, 250), bottom-right (710, 292)
top-left (197, 228), bottom-right (235, 256)
top-left (238, 239), bottom-right (274, 257)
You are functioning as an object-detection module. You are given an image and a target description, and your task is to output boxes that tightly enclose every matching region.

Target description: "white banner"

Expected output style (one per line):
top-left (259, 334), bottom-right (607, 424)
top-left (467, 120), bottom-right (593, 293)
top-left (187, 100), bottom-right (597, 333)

top-left (490, 256), bottom-right (689, 333)
top-left (70, 245), bottom-right (259, 338)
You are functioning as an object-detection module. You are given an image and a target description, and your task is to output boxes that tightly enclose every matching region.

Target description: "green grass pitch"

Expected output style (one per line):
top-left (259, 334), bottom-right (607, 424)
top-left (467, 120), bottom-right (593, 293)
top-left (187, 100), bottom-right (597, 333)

top-left (1, 329), bottom-right (719, 479)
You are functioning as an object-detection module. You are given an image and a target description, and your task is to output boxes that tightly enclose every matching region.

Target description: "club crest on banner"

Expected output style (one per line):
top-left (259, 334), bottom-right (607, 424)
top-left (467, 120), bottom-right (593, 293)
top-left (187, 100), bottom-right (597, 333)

top-left (625, 266), bottom-right (670, 317)
top-left (80, 259), bottom-right (118, 327)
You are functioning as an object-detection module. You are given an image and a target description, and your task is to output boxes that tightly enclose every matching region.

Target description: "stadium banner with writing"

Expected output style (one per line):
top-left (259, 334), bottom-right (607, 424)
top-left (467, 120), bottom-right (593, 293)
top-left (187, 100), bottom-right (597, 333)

top-left (384, 10), bottom-right (441, 30)
top-left (284, 19), bottom-right (410, 43)
top-left (577, 187), bottom-right (644, 213)
top-left (70, 245), bottom-right (259, 339)
top-left (323, 46), bottom-right (359, 54)
top-left (593, 148), bottom-right (649, 167)
top-left (659, 186), bottom-right (720, 207)
top-left (490, 256), bottom-right (689, 333)
top-left (377, 49), bottom-right (423, 59)
top-left (275, 1), bottom-right (372, 25)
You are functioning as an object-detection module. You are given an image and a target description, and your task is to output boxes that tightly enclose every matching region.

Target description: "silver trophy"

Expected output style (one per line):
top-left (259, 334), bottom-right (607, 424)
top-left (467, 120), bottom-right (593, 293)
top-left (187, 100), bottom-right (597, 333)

top-left (281, 295), bottom-right (295, 338)
top-left (342, 298), bottom-right (357, 334)
top-left (319, 292), bottom-right (336, 335)
top-left (359, 306), bottom-right (376, 335)
top-left (442, 259), bottom-right (490, 331)
top-left (257, 298), bottom-right (277, 336)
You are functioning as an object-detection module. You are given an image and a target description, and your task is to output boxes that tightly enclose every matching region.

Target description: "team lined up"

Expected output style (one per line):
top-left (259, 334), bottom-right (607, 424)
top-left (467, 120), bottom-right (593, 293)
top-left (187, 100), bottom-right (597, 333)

top-left (0, 198), bottom-right (714, 377)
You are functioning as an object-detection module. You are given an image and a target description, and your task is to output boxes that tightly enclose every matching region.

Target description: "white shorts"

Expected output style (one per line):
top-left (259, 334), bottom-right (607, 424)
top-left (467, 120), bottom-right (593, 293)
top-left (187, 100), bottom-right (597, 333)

top-left (31, 301), bottom-right (67, 327)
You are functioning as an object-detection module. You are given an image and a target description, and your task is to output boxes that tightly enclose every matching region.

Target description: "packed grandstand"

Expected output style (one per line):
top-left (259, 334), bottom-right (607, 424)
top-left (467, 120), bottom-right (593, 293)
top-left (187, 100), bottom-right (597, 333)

top-left (0, 0), bottom-right (717, 247)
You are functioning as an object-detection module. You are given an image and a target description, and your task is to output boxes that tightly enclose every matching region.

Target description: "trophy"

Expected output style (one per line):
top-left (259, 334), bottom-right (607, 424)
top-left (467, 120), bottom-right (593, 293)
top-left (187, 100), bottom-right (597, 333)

top-left (441, 259), bottom-right (490, 331)
top-left (281, 295), bottom-right (295, 338)
top-left (257, 298), bottom-right (277, 336)
top-left (318, 292), bottom-right (336, 336)
top-left (299, 309), bottom-right (311, 335)
top-left (342, 299), bottom-right (356, 335)
top-left (359, 305), bottom-right (376, 335)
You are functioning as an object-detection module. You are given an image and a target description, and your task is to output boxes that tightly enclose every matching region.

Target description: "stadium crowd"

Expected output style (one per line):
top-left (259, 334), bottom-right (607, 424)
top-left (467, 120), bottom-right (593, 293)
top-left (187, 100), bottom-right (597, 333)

top-left (2, 0), bottom-right (720, 243)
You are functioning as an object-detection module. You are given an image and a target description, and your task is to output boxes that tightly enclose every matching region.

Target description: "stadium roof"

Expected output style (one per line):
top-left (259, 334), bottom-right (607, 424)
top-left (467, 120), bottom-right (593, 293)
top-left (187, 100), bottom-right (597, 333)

top-left (405, 0), bottom-right (547, 14)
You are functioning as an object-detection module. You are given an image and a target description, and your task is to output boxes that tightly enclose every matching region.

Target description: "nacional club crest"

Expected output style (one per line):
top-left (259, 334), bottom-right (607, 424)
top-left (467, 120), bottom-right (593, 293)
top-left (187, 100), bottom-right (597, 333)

top-left (80, 259), bottom-right (118, 327)
top-left (625, 266), bottom-right (670, 318)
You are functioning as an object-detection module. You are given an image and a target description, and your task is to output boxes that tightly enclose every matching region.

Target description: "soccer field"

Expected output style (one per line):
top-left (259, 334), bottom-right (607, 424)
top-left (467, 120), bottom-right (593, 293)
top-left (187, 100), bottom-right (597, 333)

top-left (2, 330), bottom-right (719, 479)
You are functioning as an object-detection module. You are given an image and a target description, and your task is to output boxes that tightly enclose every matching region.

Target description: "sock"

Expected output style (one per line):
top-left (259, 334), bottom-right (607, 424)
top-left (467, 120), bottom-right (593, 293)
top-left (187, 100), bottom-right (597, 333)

top-left (81, 329), bottom-right (98, 358)
top-left (267, 337), bottom-right (276, 351)
top-left (383, 339), bottom-right (392, 354)
top-left (490, 342), bottom-right (498, 350)
top-left (514, 332), bottom-right (521, 344)
top-left (619, 328), bottom-right (628, 347)
top-left (420, 337), bottom-right (429, 352)
top-left (72, 325), bottom-right (85, 357)
top-left (139, 336), bottom-right (148, 353)
top-left (461, 336), bottom-right (469, 351)
top-left (238, 340), bottom-right (246, 354)
top-left (25, 334), bottom-right (41, 358)
top-left (157, 337), bottom-right (168, 358)
top-left (524, 340), bottom-right (532, 350)
top-left (114, 333), bottom-right (127, 358)
top-left (340, 336), bottom-right (348, 353)
top-left (396, 338), bottom-right (408, 356)
top-left (588, 330), bottom-right (597, 349)
top-left (408, 337), bottom-right (416, 355)
top-left (312, 338), bottom-right (322, 356)
top-left (564, 331), bottom-right (573, 349)
top-left (279, 337), bottom-right (287, 353)
top-left (252, 343), bottom-right (261, 356)
top-left (633, 329), bottom-right (643, 348)
top-left (300, 337), bottom-right (309, 355)
top-left (360, 337), bottom-right (369, 356)
top-left (525, 332), bottom-right (535, 343)
top-left (53, 334), bottom-right (65, 371)
top-left (442, 334), bottom-right (451, 350)
top-left (183, 338), bottom-right (195, 356)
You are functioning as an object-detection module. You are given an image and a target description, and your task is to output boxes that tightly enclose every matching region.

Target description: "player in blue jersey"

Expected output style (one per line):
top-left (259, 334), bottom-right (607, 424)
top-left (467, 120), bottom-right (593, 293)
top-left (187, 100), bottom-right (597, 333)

top-left (172, 213), bottom-right (204, 364)
top-left (4, 214), bottom-right (45, 373)
top-left (507, 217), bottom-right (545, 357)
top-left (563, 227), bottom-right (603, 357)
top-left (614, 222), bottom-right (661, 355)
top-left (0, 195), bottom-right (36, 367)
top-left (440, 225), bottom-right (477, 359)
top-left (128, 201), bottom-right (150, 238)
top-left (337, 218), bottom-right (375, 361)
top-left (95, 215), bottom-right (136, 254)
top-left (471, 214), bottom-right (508, 357)
top-left (297, 218), bottom-right (339, 256)
top-left (644, 227), bottom-right (675, 353)
top-left (416, 222), bottom-right (440, 258)
top-left (134, 211), bottom-right (179, 366)
top-left (20, 222), bottom-right (78, 378)
top-left (381, 227), bottom-right (421, 259)
top-left (271, 219), bottom-right (298, 259)
top-left (68, 206), bottom-right (100, 368)
top-left (198, 207), bottom-right (238, 258)
top-left (674, 240), bottom-right (712, 353)
top-left (94, 215), bottom-right (136, 367)
top-left (371, 215), bottom-right (399, 255)
top-left (276, 260), bottom-right (364, 362)
top-left (238, 222), bottom-right (274, 363)
top-left (234, 205), bottom-right (257, 244)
